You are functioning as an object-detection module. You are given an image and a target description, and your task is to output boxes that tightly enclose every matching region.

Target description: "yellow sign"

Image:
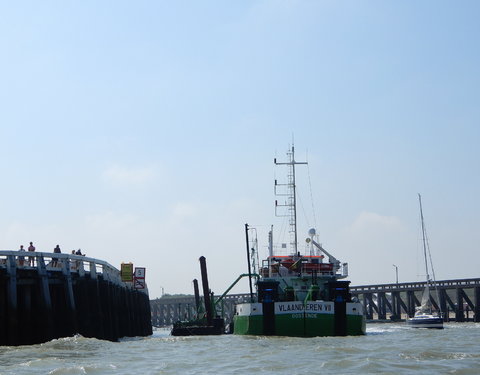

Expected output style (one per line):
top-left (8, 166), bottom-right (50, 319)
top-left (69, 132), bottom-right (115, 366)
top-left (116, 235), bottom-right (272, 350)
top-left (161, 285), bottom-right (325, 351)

top-left (121, 263), bottom-right (134, 282)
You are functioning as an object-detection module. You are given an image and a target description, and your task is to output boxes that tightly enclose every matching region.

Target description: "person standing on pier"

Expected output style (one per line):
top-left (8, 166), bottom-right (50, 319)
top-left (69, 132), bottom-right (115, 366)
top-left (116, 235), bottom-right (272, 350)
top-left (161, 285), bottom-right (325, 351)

top-left (28, 241), bottom-right (35, 266)
top-left (52, 244), bottom-right (61, 267)
top-left (18, 245), bottom-right (25, 266)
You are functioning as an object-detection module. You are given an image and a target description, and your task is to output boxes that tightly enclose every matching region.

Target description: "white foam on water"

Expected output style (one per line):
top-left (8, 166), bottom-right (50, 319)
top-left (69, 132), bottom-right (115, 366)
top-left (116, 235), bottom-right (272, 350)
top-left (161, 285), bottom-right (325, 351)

top-left (2, 323), bottom-right (480, 375)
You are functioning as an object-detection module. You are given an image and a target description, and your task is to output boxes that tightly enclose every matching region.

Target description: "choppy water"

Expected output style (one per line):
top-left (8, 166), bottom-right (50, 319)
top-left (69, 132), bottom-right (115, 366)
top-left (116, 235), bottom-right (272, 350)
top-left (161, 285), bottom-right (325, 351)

top-left (1, 323), bottom-right (479, 375)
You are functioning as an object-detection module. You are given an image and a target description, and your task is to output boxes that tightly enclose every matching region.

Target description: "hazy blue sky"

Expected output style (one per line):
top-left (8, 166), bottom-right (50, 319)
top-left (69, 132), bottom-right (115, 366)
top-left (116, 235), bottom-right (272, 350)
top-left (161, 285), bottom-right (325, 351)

top-left (1, 1), bottom-right (479, 298)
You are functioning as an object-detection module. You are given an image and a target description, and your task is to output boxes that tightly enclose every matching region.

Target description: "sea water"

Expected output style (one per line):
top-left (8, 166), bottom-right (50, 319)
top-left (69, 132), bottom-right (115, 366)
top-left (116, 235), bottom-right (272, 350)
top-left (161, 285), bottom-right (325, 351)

top-left (1, 323), bottom-right (479, 375)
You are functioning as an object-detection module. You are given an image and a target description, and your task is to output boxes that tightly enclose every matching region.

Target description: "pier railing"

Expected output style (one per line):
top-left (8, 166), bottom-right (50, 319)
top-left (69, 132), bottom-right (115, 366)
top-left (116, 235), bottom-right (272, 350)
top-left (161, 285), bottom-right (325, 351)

top-left (0, 250), bottom-right (140, 290)
top-left (350, 278), bottom-right (480, 293)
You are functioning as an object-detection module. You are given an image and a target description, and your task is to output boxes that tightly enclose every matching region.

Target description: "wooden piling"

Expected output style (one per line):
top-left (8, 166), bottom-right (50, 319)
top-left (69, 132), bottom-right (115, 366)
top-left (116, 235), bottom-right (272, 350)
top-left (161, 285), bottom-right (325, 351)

top-left (6, 255), bottom-right (18, 345)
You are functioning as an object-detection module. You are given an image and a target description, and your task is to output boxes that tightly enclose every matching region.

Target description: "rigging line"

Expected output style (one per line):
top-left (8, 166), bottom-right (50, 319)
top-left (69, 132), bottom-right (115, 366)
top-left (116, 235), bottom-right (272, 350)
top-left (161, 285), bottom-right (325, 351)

top-left (277, 213), bottom-right (288, 254)
top-left (425, 224), bottom-right (437, 282)
top-left (424, 220), bottom-right (442, 313)
top-left (306, 154), bottom-right (318, 230)
top-left (422, 221), bottom-right (434, 278)
top-left (297, 191), bottom-right (312, 258)
top-left (296, 189), bottom-right (311, 230)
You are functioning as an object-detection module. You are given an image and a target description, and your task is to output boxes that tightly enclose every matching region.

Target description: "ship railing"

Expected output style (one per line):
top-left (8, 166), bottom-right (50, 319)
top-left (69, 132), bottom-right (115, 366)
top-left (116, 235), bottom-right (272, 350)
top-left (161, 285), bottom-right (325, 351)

top-left (350, 278), bottom-right (480, 293)
top-left (0, 250), bottom-right (147, 292)
top-left (261, 265), bottom-right (341, 278)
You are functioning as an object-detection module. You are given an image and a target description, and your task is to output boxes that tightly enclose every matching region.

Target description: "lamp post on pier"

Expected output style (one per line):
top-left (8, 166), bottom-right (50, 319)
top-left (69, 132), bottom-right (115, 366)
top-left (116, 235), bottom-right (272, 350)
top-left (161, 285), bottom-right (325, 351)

top-left (393, 264), bottom-right (399, 285)
top-left (392, 264), bottom-right (400, 321)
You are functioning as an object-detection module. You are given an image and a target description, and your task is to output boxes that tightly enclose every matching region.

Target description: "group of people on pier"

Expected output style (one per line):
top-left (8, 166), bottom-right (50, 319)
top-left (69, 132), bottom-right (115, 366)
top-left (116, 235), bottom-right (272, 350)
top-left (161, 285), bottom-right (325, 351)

top-left (16, 242), bottom-right (86, 268)
top-left (17, 241), bottom-right (36, 266)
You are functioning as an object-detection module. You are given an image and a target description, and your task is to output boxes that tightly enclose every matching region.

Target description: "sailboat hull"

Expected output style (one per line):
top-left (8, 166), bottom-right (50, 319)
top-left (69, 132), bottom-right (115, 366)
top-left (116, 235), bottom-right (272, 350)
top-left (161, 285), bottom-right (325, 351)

top-left (406, 315), bottom-right (444, 329)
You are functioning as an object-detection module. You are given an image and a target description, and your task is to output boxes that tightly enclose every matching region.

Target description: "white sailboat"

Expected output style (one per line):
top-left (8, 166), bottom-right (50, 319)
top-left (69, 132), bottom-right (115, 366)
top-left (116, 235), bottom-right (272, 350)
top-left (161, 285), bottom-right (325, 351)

top-left (407, 194), bottom-right (444, 329)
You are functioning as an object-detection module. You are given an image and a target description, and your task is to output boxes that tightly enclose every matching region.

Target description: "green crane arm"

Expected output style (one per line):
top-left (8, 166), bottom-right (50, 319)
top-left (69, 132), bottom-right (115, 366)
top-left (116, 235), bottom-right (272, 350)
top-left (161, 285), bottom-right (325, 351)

top-left (214, 273), bottom-right (259, 307)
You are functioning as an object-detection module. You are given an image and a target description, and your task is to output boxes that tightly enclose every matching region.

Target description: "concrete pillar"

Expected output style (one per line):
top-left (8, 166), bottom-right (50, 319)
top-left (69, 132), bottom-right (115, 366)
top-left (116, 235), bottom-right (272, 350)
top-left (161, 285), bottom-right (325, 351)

top-left (391, 291), bottom-right (401, 320)
top-left (406, 290), bottom-right (415, 317)
top-left (378, 292), bottom-right (386, 320)
top-left (439, 288), bottom-right (448, 321)
top-left (474, 286), bottom-right (480, 323)
top-left (456, 288), bottom-right (465, 322)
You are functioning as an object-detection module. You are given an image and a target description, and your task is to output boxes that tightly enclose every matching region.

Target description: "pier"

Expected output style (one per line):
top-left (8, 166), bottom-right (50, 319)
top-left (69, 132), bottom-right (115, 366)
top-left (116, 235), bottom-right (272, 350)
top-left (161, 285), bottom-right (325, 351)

top-left (0, 250), bottom-right (152, 346)
top-left (351, 278), bottom-right (480, 322)
top-left (151, 293), bottom-right (243, 327)
top-left (150, 278), bottom-right (480, 326)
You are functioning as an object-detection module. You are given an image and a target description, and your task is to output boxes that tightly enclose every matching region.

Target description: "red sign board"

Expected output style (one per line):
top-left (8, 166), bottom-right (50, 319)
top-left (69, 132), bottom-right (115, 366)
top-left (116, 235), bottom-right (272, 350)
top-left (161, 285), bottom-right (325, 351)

top-left (134, 278), bottom-right (146, 289)
top-left (134, 267), bottom-right (146, 289)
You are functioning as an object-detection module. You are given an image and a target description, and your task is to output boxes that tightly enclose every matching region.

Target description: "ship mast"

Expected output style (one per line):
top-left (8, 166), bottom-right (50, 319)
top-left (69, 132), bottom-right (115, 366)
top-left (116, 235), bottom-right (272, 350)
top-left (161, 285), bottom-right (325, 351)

top-left (275, 145), bottom-right (307, 254)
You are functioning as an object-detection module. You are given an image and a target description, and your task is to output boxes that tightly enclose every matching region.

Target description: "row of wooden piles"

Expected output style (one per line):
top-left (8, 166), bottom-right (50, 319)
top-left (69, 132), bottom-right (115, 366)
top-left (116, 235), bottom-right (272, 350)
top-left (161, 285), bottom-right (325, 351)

top-left (0, 255), bottom-right (152, 346)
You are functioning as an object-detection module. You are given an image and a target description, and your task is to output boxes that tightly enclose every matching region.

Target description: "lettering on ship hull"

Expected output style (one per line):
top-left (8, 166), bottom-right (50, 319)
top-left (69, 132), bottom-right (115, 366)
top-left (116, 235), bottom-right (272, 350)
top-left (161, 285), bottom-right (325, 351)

top-left (275, 301), bottom-right (334, 315)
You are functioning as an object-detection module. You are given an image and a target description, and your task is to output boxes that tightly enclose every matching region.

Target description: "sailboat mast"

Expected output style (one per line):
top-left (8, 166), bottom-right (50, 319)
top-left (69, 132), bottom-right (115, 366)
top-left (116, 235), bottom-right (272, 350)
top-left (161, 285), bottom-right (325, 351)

top-left (418, 194), bottom-right (430, 282)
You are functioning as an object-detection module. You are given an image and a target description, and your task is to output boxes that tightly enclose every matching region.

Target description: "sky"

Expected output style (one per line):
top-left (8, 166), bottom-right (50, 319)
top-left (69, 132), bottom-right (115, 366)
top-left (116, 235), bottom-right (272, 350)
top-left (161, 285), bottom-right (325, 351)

top-left (1, 1), bottom-right (479, 299)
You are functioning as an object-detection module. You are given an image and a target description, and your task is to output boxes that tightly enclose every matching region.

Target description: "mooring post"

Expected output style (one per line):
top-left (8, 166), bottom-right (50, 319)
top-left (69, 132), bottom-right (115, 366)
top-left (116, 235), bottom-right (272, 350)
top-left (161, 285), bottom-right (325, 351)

top-left (199, 256), bottom-right (213, 326)
top-left (193, 279), bottom-right (200, 316)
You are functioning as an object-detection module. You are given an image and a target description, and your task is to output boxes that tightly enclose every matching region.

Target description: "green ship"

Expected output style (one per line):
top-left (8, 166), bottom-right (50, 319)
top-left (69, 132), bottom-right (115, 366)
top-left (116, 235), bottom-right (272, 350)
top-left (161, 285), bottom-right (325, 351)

top-left (233, 145), bottom-right (366, 337)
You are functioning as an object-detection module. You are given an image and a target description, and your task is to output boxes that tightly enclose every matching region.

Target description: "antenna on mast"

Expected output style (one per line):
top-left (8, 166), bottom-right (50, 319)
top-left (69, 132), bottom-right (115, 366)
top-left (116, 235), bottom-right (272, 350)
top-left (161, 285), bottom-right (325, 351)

top-left (274, 144), bottom-right (307, 254)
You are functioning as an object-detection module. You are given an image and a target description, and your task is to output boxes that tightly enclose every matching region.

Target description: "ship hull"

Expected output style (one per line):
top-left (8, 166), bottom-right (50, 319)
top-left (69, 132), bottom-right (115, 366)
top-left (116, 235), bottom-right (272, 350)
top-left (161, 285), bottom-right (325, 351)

top-left (233, 301), bottom-right (366, 337)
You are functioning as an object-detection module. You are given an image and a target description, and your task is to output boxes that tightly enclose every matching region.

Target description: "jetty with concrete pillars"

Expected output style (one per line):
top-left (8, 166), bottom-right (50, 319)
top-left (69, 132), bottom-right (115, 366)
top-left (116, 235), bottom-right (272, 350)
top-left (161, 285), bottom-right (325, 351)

top-left (351, 278), bottom-right (480, 322)
top-left (0, 250), bottom-right (152, 346)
